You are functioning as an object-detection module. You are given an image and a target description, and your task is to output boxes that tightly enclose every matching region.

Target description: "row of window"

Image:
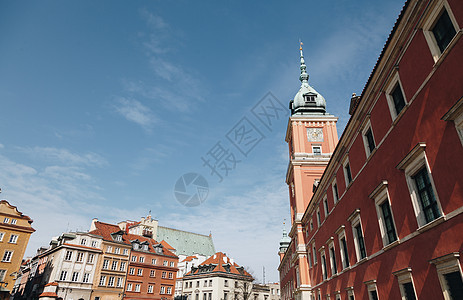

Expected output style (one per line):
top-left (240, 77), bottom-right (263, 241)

top-left (2, 218), bottom-right (17, 225)
top-left (126, 283), bottom-right (171, 294)
top-left (127, 267), bottom-right (173, 279)
top-left (98, 275), bottom-right (125, 287)
top-left (185, 279), bottom-right (240, 289)
top-left (129, 255), bottom-right (174, 266)
top-left (102, 259), bottom-right (126, 271)
top-left (64, 250), bottom-right (96, 264)
top-left (59, 270), bottom-right (96, 284)
top-left (2, 250), bottom-right (13, 263)
top-left (106, 245), bottom-right (129, 255)
top-left (0, 233), bottom-right (18, 244)
top-left (80, 238), bottom-right (99, 248)
top-left (312, 253), bottom-right (463, 300)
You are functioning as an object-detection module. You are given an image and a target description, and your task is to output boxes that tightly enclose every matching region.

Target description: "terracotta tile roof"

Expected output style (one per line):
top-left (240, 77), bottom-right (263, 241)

top-left (160, 240), bottom-right (175, 250)
top-left (185, 252), bottom-right (252, 279)
top-left (181, 255), bottom-right (197, 263)
top-left (89, 221), bottom-right (177, 258)
top-left (62, 243), bottom-right (102, 252)
top-left (44, 282), bottom-right (58, 287)
top-left (39, 292), bottom-right (57, 298)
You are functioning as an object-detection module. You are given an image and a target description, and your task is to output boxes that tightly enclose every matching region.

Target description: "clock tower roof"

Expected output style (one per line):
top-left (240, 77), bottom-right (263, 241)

top-left (290, 42), bottom-right (326, 116)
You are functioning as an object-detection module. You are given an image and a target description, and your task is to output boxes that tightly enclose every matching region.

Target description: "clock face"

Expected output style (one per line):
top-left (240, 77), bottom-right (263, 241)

top-left (307, 128), bottom-right (324, 142)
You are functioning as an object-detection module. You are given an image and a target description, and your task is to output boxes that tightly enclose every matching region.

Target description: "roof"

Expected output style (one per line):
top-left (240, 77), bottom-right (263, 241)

top-left (156, 226), bottom-right (215, 257)
top-left (0, 199), bottom-right (34, 224)
top-left (185, 252), bottom-right (252, 279)
top-left (181, 255), bottom-right (198, 263)
top-left (90, 221), bottom-right (177, 258)
top-left (39, 292), bottom-right (57, 298)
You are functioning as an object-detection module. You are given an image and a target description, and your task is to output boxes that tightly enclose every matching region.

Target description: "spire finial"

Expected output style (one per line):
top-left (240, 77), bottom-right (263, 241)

top-left (299, 40), bottom-right (309, 85)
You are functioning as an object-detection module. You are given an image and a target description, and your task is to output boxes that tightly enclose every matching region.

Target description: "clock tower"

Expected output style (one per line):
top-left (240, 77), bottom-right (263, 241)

top-left (281, 43), bottom-right (338, 300)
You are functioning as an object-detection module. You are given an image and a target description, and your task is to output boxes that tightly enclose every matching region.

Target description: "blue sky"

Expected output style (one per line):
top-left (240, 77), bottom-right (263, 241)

top-left (0, 0), bottom-right (405, 282)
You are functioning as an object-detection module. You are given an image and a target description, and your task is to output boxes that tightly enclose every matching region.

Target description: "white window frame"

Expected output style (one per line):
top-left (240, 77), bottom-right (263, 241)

top-left (137, 268), bottom-right (143, 276)
top-left (117, 277), bottom-right (123, 288)
top-left (107, 276), bottom-right (115, 287)
top-left (135, 283), bottom-right (141, 292)
top-left (71, 271), bottom-right (79, 282)
top-left (369, 181), bottom-right (399, 248)
top-left (150, 270), bottom-right (155, 277)
top-left (385, 72), bottom-right (408, 121)
top-left (119, 261), bottom-right (126, 271)
top-left (139, 256), bottom-right (145, 263)
top-left (0, 233), bottom-right (4, 242)
top-left (64, 250), bottom-right (72, 261)
top-left (442, 96), bottom-right (463, 147)
top-left (148, 285), bottom-right (154, 293)
top-left (83, 272), bottom-right (90, 283)
top-left (312, 243), bottom-right (317, 265)
top-left (393, 268), bottom-right (417, 300)
top-left (87, 253), bottom-right (94, 264)
top-left (111, 260), bottom-right (118, 270)
top-left (343, 157), bottom-right (353, 188)
top-left (76, 252), bottom-right (84, 262)
top-left (123, 248), bottom-right (129, 255)
top-left (361, 118), bottom-right (376, 158)
top-left (11, 219), bottom-right (16, 225)
top-left (316, 207), bottom-right (321, 226)
top-left (346, 287), bottom-right (355, 300)
top-left (59, 270), bottom-right (67, 281)
top-left (319, 247), bottom-right (327, 280)
top-left (430, 252), bottom-right (463, 300)
top-left (323, 196), bottom-right (329, 217)
top-left (127, 283), bottom-right (133, 291)
top-left (129, 267), bottom-right (135, 275)
top-left (114, 247), bottom-right (120, 254)
top-left (8, 234), bottom-right (18, 244)
top-left (312, 145), bottom-right (322, 155)
top-left (332, 179), bottom-right (339, 204)
top-left (348, 209), bottom-right (367, 262)
top-left (422, 0), bottom-right (460, 63)
top-left (103, 259), bottom-right (109, 269)
top-left (364, 280), bottom-right (379, 300)
top-left (335, 225), bottom-right (349, 270)
top-left (327, 238), bottom-right (337, 277)
top-left (397, 143), bottom-right (443, 228)
top-left (99, 275), bottom-right (106, 286)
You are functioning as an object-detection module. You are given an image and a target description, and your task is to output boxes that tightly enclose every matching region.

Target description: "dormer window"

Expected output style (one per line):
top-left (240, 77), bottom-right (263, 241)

top-left (143, 244), bottom-right (148, 251)
top-left (133, 242), bottom-right (139, 250)
top-left (115, 235), bottom-right (122, 242)
top-left (304, 94), bottom-right (316, 103)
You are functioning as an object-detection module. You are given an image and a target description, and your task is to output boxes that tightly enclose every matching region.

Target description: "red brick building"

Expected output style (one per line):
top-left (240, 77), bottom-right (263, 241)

top-left (279, 0), bottom-right (463, 299)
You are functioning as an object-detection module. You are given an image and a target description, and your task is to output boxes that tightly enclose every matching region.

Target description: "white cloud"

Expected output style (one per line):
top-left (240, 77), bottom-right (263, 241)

top-left (114, 97), bottom-right (158, 130)
top-left (18, 146), bottom-right (107, 167)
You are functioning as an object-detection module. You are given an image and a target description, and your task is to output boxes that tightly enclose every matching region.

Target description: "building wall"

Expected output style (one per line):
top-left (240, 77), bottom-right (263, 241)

top-left (284, 0), bottom-right (463, 299)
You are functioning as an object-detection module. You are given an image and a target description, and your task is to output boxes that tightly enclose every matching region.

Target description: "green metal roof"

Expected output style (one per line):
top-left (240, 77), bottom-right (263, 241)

top-left (156, 226), bottom-right (215, 257)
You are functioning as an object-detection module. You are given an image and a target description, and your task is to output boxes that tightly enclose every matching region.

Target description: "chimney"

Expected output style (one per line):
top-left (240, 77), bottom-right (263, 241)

top-left (90, 218), bottom-right (98, 231)
top-left (349, 93), bottom-right (361, 115)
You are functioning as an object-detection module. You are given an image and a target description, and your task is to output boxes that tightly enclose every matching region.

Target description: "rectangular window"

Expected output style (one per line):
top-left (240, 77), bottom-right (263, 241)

top-left (65, 250), bottom-right (72, 261)
top-left (135, 284), bottom-right (140, 292)
top-left (99, 275), bottom-right (106, 286)
top-left (87, 253), bottom-right (94, 263)
top-left (224, 280), bottom-right (228, 287)
top-left (103, 259), bottom-right (109, 269)
top-left (150, 270), bottom-right (155, 277)
top-left (317, 208), bottom-right (321, 226)
top-left (162, 271), bottom-right (167, 278)
top-left (11, 219), bottom-right (17, 225)
top-left (329, 245), bottom-right (337, 276)
top-left (72, 272), bottom-right (79, 282)
top-left (83, 273), bottom-right (90, 283)
top-left (127, 283), bottom-right (133, 291)
top-left (8, 234), bottom-right (18, 244)
top-left (313, 146), bottom-right (322, 155)
top-left (107, 246), bottom-right (112, 253)
top-left (355, 225), bottom-right (367, 259)
top-left (344, 161), bottom-right (353, 185)
top-left (117, 277), bottom-right (123, 288)
top-left (76, 252), bottom-right (84, 262)
top-left (332, 181), bottom-right (339, 203)
top-left (340, 237), bottom-right (350, 268)
top-left (313, 245), bottom-right (317, 264)
top-left (139, 256), bottom-right (145, 263)
top-left (170, 261), bottom-right (175, 267)
top-left (131, 255), bottom-right (137, 262)
top-left (129, 267), bottom-right (135, 275)
top-left (123, 248), bottom-right (129, 255)
top-left (152, 258), bottom-right (157, 264)
top-left (349, 210), bottom-right (367, 262)
top-left (107, 276), bottom-right (115, 287)
top-left (163, 260), bottom-right (168, 266)
top-left (81, 238), bottom-right (87, 245)
top-left (119, 261), bottom-right (126, 271)
top-left (204, 280), bottom-right (207, 287)
top-left (91, 240), bottom-right (98, 247)
top-left (161, 286), bottom-right (165, 294)
top-left (114, 247), bottom-right (120, 254)
top-left (443, 271), bottom-right (463, 299)
top-left (3, 218), bottom-right (9, 223)
top-left (413, 167), bottom-right (441, 223)
top-left (362, 121), bottom-right (376, 157)
top-left (169, 272), bottom-right (173, 279)
top-left (402, 282), bottom-right (416, 300)
top-left (167, 287), bottom-right (172, 294)
top-left (148, 285), bottom-right (154, 293)
top-left (380, 201), bottom-right (397, 244)
top-left (59, 270), bottom-right (67, 281)
top-left (0, 233), bottom-right (4, 241)
top-left (391, 83), bottom-right (406, 117)
top-left (321, 252), bottom-right (328, 280)
top-left (111, 260), bottom-right (118, 270)
top-left (432, 9), bottom-right (457, 53)
top-left (324, 198), bottom-right (329, 216)
top-left (137, 268), bottom-right (143, 276)
top-left (369, 290), bottom-right (378, 300)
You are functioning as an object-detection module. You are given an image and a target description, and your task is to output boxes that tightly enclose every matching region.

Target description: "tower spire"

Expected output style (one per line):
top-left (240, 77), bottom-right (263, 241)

top-left (299, 41), bottom-right (309, 86)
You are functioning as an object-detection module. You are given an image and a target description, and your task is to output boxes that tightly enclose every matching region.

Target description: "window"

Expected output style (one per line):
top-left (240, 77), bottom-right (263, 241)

top-left (332, 180), bottom-right (339, 203)
top-left (143, 244), bottom-right (148, 251)
top-left (11, 219), bottom-right (17, 225)
top-left (83, 273), bottom-right (90, 283)
top-left (393, 268), bottom-right (417, 300)
top-left (150, 270), bottom-right (155, 277)
top-left (162, 271), bottom-right (167, 279)
top-left (3, 218), bottom-right (9, 223)
top-left (114, 247), bottom-right (120, 254)
top-left (0, 233), bottom-right (4, 241)
top-left (197, 281), bottom-right (200, 287)
top-left (71, 271), bottom-right (79, 282)
top-left (87, 254), bottom-right (94, 263)
top-left (65, 251), bottom-right (72, 261)
top-left (204, 280), bottom-right (207, 287)
top-left (107, 276), bottom-right (115, 287)
top-left (152, 258), bottom-right (157, 264)
top-left (117, 277), bottom-right (123, 288)
top-left (313, 244), bottom-right (317, 265)
top-left (139, 256), bottom-right (145, 263)
top-left (107, 246), bottom-right (113, 253)
top-left (313, 146), bottom-right (322, 155)
top-left (310, 219), bottom-right (313, 231)
top-left (209, 280), bottom-right (212, 287)
top-left (111, 261), bottom-right (118, 270)
top-left (123, 248), bottom-right (129, 255)
top-left (422, 1), bottom-right (459, 62)
top-left (343, 158), bottom-right (353, 186)
top-left (137, 268), bottom-right (143, 276)
top-left (348, 210), bottom-right (367, 261)
top-left (346, 287), bottom-right (355, 300)
top-left (103, 259), bottom-right (109, 269)
top-left (386, 73), bottom-right (407, 120)
top-left (320, 248), bottom-right (327, 280)
top-left (370, 181), bottom-right (398, 247)
top-left (91, 240), bottom-right (98, 247)
top-left (127, 283), bottom-right (133, 291)
top-left (365, 281), bottom-right (379, 300)
top-left (430, 252), bottom-right (463, 300)
top-left (81, 238), bottom-right (87, 245)
top-left (323, 197), bottom-right (329, 217)
top-left (59, 270), bottom-right (67, 281)
top-left (76, 252), bottom-right (84, 262)
top-left (129, 267), bottom-right (135, 275)
top-left (169, 272), bottom-right (173, 279)
top-left (443, 97), bottom-right (463, 147)
top-left (163, 260), bottom-right (168, 266)
top-left (99, 275), bottom-right (106, 286)
top-left (148, 285), bottom-right (154, 293)
top-left (328, 241), bottom-right (337, 276)
top-left (224, 280), bottom-right (228, 287)
top-left (317, 208), bottom-right (321, 226)
top-left (131, 255), bottom-right (137, 262)
top-left (362, 120), bottom-right (376, 157)
top-left (397, 143), bottom-right (443, 228)
top-left (8, 234), bottom-right (18, 244)
top-left (119, 261), bottom-right (126, 271)
top-left (135, 283), bottom-right (141, 292)
top-left (170, 261), bottom-right (175, 267)
top-left (115, 235), bottom-right (122, 242)
top-left (167, 287), bottom-right (172, 294)
top-left (340, 235), bottom-right (350, 269)
top-left (224, 292), bottom-right (228, 300)
top-left (160, 286), bottom-right (165, 294)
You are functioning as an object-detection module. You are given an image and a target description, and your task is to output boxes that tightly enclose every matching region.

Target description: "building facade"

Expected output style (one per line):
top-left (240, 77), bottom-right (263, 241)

top-left (0, 200), bottom-right (35, 299)
top-left (183, 252), bottom-right (253, 300)
top-left (279, 0), bottom-right (463, 299)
